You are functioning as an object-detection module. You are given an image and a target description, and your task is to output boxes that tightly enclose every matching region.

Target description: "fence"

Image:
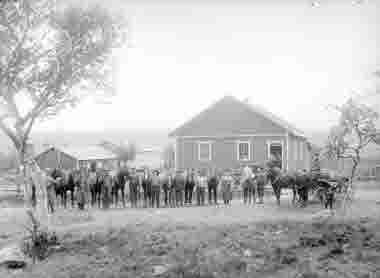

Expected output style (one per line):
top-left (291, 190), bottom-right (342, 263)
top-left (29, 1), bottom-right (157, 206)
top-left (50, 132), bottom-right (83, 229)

top-left (0, 177), bottom-right (18, 193)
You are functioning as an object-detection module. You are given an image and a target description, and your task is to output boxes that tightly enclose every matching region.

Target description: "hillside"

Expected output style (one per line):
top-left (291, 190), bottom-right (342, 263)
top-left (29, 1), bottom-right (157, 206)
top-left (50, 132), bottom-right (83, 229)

top-left (0, 129), bottom-right (172, 154)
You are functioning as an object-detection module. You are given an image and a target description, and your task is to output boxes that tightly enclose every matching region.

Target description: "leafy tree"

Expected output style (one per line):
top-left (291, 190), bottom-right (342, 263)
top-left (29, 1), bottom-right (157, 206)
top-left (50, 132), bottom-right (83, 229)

top-left (324, 98), bottom-right (378, 202)
top-left (0, 0), bottom-right (126, 211)
top-left (310, 151), bottom-right (321, 176)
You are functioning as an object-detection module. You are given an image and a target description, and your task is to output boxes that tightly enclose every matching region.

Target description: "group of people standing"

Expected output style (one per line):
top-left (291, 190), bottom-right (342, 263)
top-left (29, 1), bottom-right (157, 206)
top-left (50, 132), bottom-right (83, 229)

top-left (29, 163), bottom-right (270, 213)
top-left (130, 167), bottom-right (231, 208)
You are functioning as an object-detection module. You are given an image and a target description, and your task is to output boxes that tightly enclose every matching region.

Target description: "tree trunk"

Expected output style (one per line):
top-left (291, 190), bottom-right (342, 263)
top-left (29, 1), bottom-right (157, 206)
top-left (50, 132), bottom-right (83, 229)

top-left (17, 144), bottom-right (50, 228)
top-left (17, 147), bottom-right (32, 210)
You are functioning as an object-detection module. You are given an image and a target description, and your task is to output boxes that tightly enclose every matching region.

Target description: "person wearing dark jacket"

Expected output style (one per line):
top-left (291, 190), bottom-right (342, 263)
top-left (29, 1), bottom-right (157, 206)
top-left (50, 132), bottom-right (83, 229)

top-left (129, 169), bottom-right (139, 208)
top-left (208, 169), bottom-right (219, 205)
top-left (173, 171), bottom-right (185, 207)
top-left (151, 170), bottom-right (161, 208)
top-left (161, 171), bottom-right (170, 207)
top-left (142, 170), bottom-right (152, 208)
top-left (185, 170), bottom-right (195, 205)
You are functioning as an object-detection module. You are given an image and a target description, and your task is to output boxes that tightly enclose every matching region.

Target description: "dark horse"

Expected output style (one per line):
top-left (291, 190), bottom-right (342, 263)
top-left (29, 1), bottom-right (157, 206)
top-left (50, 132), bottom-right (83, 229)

top-left (51, 168), bottom-right (82, 209)
top-left (112, 167), bottom-right (129, 208)
top-left (266, 167), bottom-right (314, 207)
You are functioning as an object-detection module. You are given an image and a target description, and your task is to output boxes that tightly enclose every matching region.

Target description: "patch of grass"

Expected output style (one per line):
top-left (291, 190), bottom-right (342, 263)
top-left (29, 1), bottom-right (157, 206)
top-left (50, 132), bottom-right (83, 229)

top-left (5, 218), bottom-right (380, 278)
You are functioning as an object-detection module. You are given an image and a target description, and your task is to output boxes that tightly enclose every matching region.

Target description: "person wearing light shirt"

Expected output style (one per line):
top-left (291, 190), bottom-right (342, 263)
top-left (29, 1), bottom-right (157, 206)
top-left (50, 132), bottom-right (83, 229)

top-left (151, 170), bottom-right (161, 208)
top-left (220, 170), bottom-right (233, 205)
top-left (196, 170), bottom-right (207, 206)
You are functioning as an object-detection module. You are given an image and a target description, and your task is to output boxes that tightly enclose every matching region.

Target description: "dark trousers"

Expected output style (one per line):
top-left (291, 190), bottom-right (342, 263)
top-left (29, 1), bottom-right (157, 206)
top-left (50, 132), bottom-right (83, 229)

top-left (257, 183), bottom-right (265, 203)
top-left (102, 188), bottom-right (110, 210)
top-left (48, 198), bottom-right (54, 213)
top-left (298, 187), bottom-right (308, 207)
top-left (143, 189), bottom-right (151, 207)
top-left (243, 187), bottom-right (251, 204)
top-left (176, 189), bottom-right (183, 206)
top-left (196, 187), bottom-right (205, 205)
top-left (78, 191), bottom-right (85, 210)
top-left (185, 186), bottom-right (194, 204)
top-left (325, 193), bottom-right (334, 209)
top-left (208, 185), bottom-right (217, 204)
top-left (169, 188), bottom-right (176, 207)
top-left (163, 185), bottom-right (169, 206)
top-left (129, 184), bottom-right (138, 208)
top-left (152, 186), bottom-right (160, 208)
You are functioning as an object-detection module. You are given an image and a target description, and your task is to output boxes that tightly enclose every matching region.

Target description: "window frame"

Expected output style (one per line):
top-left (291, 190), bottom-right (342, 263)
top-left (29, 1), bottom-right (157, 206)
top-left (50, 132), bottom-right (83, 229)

top-left (267, 140), bottom-right (284, 169)
top-left (237, 141), bottom-right (251, 161)
top-left (198, 141), bottom-right (212, 161)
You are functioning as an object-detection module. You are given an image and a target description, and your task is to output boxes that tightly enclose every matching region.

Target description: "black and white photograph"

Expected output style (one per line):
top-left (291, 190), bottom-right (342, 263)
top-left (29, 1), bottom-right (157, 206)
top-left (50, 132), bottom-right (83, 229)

top-left (0, 0), bottom-right (379, 277)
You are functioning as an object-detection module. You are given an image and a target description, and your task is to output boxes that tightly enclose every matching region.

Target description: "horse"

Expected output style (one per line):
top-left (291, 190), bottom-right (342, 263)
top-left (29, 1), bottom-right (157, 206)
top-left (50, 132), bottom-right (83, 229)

top-left (112, 167), bottom-right (129, 208)
top-left (265, 167), bottom-right (297, 206)
top-left (293, 172), bottom-right (315, 207)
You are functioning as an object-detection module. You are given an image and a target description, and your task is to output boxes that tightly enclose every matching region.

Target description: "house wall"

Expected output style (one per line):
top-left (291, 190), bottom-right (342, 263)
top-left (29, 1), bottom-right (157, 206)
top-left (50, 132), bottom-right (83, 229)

top-left (288, 134), bottom-right (311, 172)
top-left (35, 149), bottom-right (78, 170)
top-left (175, 135), bottom-right (289, 171)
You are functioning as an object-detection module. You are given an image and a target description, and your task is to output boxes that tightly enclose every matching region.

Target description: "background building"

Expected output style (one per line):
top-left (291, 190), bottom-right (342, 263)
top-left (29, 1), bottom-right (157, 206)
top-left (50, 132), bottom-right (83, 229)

top-left (169, 96), bottom-right (311, 172)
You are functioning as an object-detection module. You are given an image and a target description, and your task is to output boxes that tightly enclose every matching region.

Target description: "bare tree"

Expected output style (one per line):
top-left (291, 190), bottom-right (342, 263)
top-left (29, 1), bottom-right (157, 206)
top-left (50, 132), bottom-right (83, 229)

top-left (324, 98), bottom-right (378, 204)
top-left (0, 0), bottom-right (127, 208)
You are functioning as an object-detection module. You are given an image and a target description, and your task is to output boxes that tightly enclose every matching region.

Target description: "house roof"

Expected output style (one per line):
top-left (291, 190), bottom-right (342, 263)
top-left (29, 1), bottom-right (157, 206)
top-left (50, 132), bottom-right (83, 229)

top-left (169, 95), bottom-right (306, 138)
top-left (35, 145), bottom-right (118, 161)
top-left (61, 146), bottom-right (118, 161)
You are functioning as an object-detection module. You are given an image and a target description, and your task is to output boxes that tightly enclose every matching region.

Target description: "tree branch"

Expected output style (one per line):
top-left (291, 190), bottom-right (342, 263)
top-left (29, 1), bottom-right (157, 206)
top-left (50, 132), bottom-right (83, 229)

top-left (0, 119), bottom-right (20, 148)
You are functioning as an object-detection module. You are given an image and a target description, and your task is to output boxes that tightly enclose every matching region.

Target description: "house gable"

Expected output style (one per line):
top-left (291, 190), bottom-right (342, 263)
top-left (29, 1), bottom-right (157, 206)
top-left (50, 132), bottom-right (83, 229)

top-left (169, 96), bottom-right (290, 137)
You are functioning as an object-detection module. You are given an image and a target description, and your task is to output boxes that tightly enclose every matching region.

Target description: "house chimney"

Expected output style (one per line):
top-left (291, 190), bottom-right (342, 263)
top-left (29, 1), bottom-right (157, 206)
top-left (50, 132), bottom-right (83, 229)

top-left (243, 97), bottom-right (251, 103)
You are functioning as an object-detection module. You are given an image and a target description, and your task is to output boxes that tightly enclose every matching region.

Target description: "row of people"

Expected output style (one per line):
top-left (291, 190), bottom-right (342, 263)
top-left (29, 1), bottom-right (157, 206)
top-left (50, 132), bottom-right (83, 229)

top-left (32, 165), bottom-right (268, 212)
top-left (124, 166), bottom-right (267, 209)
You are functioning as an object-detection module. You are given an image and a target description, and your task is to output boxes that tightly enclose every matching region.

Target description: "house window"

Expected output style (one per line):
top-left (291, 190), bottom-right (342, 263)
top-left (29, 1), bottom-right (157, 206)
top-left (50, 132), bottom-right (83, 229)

top-left (267, 140), bottom-right (283, 169)
top-left (237, 141), bottom-right (251, 161)
top-left (198, 142), bottom-right (212, 161)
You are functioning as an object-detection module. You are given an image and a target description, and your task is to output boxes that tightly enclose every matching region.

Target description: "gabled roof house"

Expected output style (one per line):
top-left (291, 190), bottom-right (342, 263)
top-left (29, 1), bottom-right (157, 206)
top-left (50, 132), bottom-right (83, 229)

top-left (169, 95), bottom-right (311, 172)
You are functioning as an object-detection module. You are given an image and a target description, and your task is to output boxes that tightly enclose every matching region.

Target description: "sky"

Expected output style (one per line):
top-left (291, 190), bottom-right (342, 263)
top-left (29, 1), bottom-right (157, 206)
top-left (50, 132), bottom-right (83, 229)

top-left (35, 0), bottom-right (380, 134)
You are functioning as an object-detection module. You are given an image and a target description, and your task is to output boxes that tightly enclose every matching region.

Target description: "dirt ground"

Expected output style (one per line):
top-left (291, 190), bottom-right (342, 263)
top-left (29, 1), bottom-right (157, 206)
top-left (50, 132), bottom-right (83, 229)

top-left (0, 182), bottom-right (380, 277)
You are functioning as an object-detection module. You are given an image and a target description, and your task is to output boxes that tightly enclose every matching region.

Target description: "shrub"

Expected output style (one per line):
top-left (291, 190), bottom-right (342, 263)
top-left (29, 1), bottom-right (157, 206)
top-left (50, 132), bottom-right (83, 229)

top-left (21, 211), bottom-right (59, 263)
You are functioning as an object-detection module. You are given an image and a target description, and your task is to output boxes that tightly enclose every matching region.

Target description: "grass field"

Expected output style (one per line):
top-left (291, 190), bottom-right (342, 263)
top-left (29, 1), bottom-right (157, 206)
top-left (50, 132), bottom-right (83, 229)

top-left (0, 182), bottom-right (380, 277)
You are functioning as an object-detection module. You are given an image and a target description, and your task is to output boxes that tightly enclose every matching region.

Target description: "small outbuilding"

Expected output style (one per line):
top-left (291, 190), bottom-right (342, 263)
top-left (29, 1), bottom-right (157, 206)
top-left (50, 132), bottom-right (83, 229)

top-left (34, 145), bottom-right (119, 171)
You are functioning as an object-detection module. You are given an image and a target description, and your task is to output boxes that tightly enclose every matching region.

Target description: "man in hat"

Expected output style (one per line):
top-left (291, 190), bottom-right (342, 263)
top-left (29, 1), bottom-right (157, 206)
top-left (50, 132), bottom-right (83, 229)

top-left (142, 168), bottom-right (152, 208)
top-left (208, 168), bottom-right (219, 205)
top-left (161, 170), bottom-right (170, 207)
top-left (220, 169), bottom-right (233, 205)
top-left (185, 169), bottom-right (196, 205)
top-left (196, 169), bottom-right (207, 206)
top-left (256, 167), bottom-right (266, 204)
top-left (151, 170), bottom-right (161, 208)
top-left (129, 168), bottom-right (139, 208)
top-left (173, 170), bottom-right (185, 207)
top-left (242, 165), bottom-right (254, 204)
